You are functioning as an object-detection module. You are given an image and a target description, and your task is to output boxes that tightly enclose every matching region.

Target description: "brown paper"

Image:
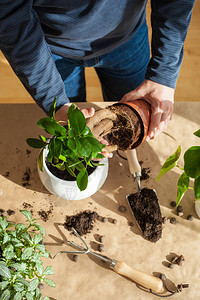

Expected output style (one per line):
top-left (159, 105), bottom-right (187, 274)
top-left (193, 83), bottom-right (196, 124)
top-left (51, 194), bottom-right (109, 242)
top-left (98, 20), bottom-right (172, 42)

top-left (0, 102), bottom-right (199, 300)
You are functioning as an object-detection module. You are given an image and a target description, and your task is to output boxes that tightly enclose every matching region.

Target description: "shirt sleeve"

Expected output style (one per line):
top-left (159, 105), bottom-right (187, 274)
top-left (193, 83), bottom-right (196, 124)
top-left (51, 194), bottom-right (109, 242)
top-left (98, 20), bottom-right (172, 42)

top-left (145, 0), bottom-right (195, 89)
top-left (0, 0), bottom-right (69, 114)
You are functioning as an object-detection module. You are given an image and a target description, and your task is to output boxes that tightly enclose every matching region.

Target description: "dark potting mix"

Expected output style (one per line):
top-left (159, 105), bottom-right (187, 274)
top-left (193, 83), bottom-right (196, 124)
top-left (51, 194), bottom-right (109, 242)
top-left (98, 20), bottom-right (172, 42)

top-left (127, 188), bottom-right (163, 242)
top-left (64, 210), bottom-right (99, 236)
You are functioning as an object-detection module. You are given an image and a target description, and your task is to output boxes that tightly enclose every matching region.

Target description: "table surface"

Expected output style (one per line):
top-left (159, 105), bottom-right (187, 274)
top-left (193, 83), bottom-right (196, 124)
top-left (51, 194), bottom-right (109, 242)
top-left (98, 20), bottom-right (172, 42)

top-left (0, 102), bottom-right (200, 300)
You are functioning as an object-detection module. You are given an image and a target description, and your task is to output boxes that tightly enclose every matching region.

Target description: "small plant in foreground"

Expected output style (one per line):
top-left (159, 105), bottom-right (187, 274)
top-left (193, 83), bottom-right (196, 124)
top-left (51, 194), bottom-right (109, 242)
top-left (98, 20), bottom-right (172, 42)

top-left (26, 99), bottom-right (105, 191)
top-left (156, 129), bottom-right (200, 206)
top-left (0, 210), bottom-right (55, 299)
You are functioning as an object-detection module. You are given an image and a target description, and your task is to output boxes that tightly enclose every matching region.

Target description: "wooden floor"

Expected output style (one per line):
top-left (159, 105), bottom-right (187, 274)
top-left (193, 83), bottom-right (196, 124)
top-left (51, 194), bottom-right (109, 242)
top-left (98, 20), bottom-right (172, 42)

top-left (0, 1), bottom-right (199, 104)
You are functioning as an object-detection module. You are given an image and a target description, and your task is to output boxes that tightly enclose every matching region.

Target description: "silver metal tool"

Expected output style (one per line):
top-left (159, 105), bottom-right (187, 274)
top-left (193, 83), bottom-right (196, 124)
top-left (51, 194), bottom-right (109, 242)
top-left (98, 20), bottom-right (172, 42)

top-left (53, 228), bottom-right (163, 293)
top-left (125, 149), bottom-right (141, 192)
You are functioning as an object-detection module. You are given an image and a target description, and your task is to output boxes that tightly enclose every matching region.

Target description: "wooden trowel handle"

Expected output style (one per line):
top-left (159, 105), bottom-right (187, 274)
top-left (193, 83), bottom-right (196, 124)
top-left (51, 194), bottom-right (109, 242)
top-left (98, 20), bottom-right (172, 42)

top-left (125, 149), bottom-right (141, 175)
top-left (112, 260), bottom-right (163, 293)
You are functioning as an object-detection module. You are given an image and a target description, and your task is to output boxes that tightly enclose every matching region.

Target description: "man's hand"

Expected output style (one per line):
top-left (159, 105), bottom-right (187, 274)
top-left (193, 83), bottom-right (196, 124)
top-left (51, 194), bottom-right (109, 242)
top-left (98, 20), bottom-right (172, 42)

top-left (55, 103), bottom-right (112, 158)
top-left (55, 103), bottom-right (95, 124)
top-left (120, 79), bottom-right (175, 140)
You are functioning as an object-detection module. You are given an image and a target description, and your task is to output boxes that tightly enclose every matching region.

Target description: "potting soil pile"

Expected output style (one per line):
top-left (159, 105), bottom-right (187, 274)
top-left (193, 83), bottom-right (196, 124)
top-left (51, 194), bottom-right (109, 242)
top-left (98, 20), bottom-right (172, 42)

top-left (127, 188), bottom-right (163, 242)
top-left (64, 210), bottom-right (99, 236)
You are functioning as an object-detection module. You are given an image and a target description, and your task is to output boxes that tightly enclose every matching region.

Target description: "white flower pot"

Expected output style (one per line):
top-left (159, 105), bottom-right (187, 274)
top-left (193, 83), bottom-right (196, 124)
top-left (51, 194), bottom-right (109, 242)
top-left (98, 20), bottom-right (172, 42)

top-left (37, 147), bottom-right (109, 200)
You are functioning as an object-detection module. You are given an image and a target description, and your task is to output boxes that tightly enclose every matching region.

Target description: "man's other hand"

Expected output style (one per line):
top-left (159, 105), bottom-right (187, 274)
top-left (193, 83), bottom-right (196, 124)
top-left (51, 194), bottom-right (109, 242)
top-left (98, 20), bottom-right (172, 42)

top-left (120, 79), bottom-right (174, 140)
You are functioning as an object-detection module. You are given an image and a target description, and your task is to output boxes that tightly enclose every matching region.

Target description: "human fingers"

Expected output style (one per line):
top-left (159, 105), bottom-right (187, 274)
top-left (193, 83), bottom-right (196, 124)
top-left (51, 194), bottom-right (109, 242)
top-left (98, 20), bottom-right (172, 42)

top-left (81, 107), bottom-right (95, 119)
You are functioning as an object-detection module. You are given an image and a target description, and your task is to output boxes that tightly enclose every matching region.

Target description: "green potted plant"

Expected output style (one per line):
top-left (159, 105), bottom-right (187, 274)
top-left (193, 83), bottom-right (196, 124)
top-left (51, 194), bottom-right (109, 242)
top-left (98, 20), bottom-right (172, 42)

top-left (156, 129), bottom-right (200, 217)
top-left (0, 210), bottom-right (55, 299)
top-left (26, 99), bottom-right (109, 200)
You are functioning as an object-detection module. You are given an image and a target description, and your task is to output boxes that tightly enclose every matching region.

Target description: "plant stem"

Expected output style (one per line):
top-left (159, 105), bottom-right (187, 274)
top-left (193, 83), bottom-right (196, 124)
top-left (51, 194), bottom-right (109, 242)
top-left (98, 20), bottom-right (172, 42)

top-left (176, 165), bottom-right (184, 170)
top-left (188, 187), bottom-right (194, 190)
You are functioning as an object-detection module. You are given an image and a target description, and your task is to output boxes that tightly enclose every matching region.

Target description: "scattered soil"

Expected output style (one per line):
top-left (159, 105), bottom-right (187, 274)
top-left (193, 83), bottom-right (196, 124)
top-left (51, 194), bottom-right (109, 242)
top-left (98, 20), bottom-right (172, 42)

top-left (139, 161), bottom-right (151, 181)
top-left (38, 204), bottom-right (54, 222)
top-left (46, 160), bottom-right (98, 181)
top-left (64, 210), bottom-right (99, 236)
top-left (22, 168), bottom-right (31, 187)
top-left (127, 188), bottom-right (162, 242)
top-left (7, 209), bottom-right (15, 216)
top-left (3, 171), bottom-right (10, 178)
top-left (26, 149), bottom-right (31, 157)
top-left (22, 202), bottom-right (33, 210)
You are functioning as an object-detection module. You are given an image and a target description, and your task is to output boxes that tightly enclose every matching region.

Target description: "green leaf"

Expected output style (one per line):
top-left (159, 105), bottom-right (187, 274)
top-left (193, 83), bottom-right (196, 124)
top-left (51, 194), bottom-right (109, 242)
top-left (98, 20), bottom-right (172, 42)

top-left (67, 138), bottom-right (77, 151)
top-left (194, 176), bottom-right (200, 200)
top-left (43, 297), bottom-right (50, 300)
top-left (86, 137), bottom-right (104, 153)
top-left (3, 244), bottom-right (16, 260)
top-left (48, 98), bottom-right (57, 119)
top-left (37, 118), bottom-right (67, 137)
top-left (0, 281), bottom-right (9, 290)
top-left (156, 145), bottom-right (181, 181)
top-left (39, 135), bottom-right (47, 143)
top-left (69, 128), bottom-right (76, 138)
top-left (184, 146), bottom-right (200, 178)
top-left (77, 138), bottom-right (91, 157)
top-left (0, 262), bottom-right (11, 279)
top-left (10, 263), bottom-right (27, 272)
top-left (93, 153), bottom-right (105, 159)
top-left (20, 210), bottom-right (32, 222)
top-left (0, 219), bottom-right (8, 231)
top-left (25, 292), bottom-right (33, 300)
top-left (16, 277), bottom-right (29, 287)
top-left (40, 251), bottom-right (49, 259)
top-left (0, 289), bottom-right (11, 300)
top-left (66, 103), bottom-right (76, 119)
top-left (77, 169), bottom-right (88, 191)
top-left (36, 261), bottom-right (44, 275)
top-left (43, 266), bottom-right (54, 275)
top-left (26, 138), bottom-right (44, 149)
top-left (38, 149), bottom-right (44, 172)
top-left (50, 138), bottom-right (62, 157)
top-left (13, 282), bottom-right (24, 293)
top-left (15, 223), bottom-right (27, 233)
top-left (34, 234), bottom-right (43, 245)
top-left (28, 278), bottom-right (39, 291)
top-left (13, 292), bottom-right (22, 300)
top-left (194, 129), bottom-right (200, 138)
top-left (3, 232), bottom-right (10, 244)
top-left (176, 172), bottom-right (190, 206)
top-left (68, 108), bottom-right (86, 134)
top-left (21, 247), bottom-right (33, 260)
top-left (36, 244), bottom-right (45, 253)
top-left (21, 233), bottom-right (33, 245)
top-left (43, 278), bottom-right (56, 288)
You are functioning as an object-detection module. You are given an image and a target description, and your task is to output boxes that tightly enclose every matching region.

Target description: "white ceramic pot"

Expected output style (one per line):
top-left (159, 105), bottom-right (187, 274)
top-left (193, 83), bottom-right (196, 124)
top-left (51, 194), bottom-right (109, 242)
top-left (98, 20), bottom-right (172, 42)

top-left (37, 147), bottom-right (109, 200)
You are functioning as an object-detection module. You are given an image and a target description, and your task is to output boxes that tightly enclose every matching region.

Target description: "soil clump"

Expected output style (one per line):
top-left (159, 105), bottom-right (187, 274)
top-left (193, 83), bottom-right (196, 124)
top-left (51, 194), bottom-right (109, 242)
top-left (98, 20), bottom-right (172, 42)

top-left (46, 161), bottom-right (98, 181)
top-left (64, 210), bottom-right (99, 236)
top-left (38, 204), bottom-right (54, 222)
top-left (127, 188), bottom-right (162, 242)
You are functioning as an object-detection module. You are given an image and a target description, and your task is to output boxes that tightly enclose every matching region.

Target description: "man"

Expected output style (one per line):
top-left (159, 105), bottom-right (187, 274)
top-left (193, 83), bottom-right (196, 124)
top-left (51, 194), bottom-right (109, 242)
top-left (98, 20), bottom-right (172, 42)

top-left (0, 1), bottom-right (195, 141)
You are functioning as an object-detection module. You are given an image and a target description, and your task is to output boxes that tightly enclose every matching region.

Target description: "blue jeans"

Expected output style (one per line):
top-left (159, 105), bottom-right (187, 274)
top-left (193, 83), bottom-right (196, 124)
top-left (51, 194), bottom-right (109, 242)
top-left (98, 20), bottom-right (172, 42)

top-left (52, 23), bottom-right (150, 102)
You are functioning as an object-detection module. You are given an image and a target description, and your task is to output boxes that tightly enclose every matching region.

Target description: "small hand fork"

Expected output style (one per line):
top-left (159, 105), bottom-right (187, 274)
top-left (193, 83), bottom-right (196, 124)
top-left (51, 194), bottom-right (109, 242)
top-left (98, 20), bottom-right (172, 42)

top-left (53, 228), bottom-right (163, 293)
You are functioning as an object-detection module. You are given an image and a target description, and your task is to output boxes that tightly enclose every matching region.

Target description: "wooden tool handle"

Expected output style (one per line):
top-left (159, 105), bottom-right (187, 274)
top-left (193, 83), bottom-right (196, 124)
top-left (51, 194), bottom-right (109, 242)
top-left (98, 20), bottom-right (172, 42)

top-left (112, 260), bottom-right (163, 293)
top-left (125, 149), bottom-right (141, 175)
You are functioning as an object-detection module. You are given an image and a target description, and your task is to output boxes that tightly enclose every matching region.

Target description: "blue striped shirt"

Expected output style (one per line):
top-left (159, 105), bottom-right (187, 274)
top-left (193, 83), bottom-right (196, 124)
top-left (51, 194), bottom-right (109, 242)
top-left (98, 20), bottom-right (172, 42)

top-left (0, 0), bottom-right (195, 113)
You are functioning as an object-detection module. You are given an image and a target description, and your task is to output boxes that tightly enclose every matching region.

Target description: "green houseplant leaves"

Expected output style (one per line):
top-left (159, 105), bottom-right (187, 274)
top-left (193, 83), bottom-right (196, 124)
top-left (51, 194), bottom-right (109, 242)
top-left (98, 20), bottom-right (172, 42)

top-left (0, 210), bottom-right (55, 299)
top-left (156, 129), bottom-right (200, 206)
top-left (26, 98), bottom-right (105, 191)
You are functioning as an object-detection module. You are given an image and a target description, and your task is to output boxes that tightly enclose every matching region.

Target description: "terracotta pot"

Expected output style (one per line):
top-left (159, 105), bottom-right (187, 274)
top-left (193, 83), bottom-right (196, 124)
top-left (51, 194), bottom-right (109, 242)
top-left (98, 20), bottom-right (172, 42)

top-left (114, 100), bottom-right (151, 148)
